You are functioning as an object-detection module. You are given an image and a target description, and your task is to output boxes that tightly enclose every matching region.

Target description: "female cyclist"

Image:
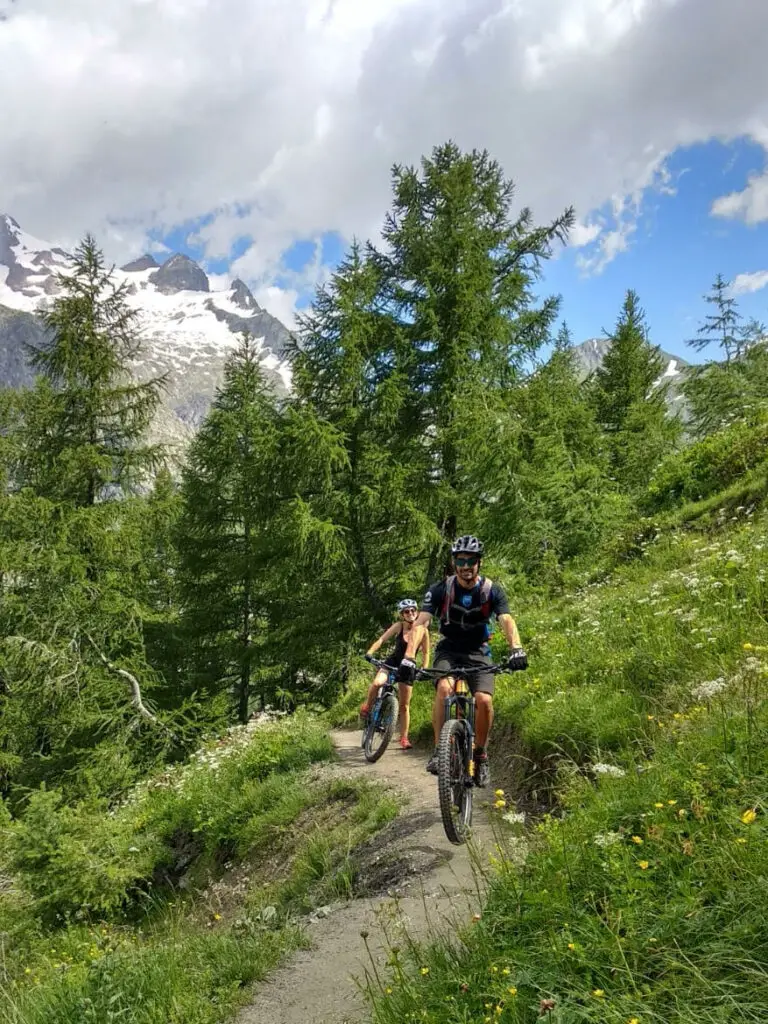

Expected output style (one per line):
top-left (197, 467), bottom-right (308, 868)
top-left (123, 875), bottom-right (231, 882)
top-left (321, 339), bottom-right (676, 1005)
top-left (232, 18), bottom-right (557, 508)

top-left (361, 599), bottom-right (430, 749)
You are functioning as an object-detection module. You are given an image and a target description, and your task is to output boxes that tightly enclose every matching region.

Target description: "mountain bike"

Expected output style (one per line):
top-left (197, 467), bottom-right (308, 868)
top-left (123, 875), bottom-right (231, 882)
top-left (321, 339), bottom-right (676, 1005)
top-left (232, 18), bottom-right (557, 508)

top-left (360, 656), bottom-right (400, 763)
top-left (418, 660), bottom-right (520, 846)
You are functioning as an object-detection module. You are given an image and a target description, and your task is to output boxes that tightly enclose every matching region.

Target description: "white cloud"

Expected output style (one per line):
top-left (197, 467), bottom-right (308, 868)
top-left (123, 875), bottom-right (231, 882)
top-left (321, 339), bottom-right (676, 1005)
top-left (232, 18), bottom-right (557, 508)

top-left (2, 0), bottom-right (768, 304)
top-left (568, 220), bottom-right (603, 247)
top-left (254, 284), bottom-right (302, 330)
top-left (730, 269), bottom-right (768, 296)
top-left (712, 171), bottom-right (768, 225)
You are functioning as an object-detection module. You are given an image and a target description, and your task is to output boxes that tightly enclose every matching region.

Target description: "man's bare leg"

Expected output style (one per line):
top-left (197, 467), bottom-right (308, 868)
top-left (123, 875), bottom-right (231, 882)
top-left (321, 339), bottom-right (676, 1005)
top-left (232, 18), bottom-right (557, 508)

top-left (475, 692), bottom-right (494, 749)
top-left (432, 678), bottom-right (453, 744)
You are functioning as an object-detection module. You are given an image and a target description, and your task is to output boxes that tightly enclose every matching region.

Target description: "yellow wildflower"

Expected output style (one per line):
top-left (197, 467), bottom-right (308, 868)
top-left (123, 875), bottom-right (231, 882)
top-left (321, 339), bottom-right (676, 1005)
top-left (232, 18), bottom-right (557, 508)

top-left (654, 803), bottom-right (664, 809)
top-left (567, 942), bottom-right (576, 951)
top-left (629, 1018), bottom-right (641, 1024)
top-left (495, 789), bottom-right (505, 797)
top-left (735, 837), bottom-right (747, 844)
top-left (386, 987), bottom-right (393, 995)
top-left (213, 913), bottom-right (222, 921)
top-left (494, 799), bottom-right (506, 809)
top-left (592, 989), bottom-right (605, 998)
top-left (667, 800), bottom-right (677, 806)
top-left (631, 835), bottom-right (644, 845)
top-left (420, 967), bottom-right (430, 976)
top-left (740, 808), bottom-right (757, 825)
top-left (743, 643), bottom-right (754, 650)
top-left (639, 860), bottom-right (650, 870)
top-left (502, 967), bottom-right (510, 975)
top-left (507, 987), bottom-right (518, 996)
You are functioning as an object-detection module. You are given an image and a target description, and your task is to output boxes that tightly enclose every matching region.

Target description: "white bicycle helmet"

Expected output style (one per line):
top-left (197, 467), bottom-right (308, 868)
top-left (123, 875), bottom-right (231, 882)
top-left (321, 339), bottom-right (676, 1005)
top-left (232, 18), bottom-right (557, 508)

top-left (451, 535), bottom-right (484, 556)
top-left (397, 598), bottom-right (418, 612)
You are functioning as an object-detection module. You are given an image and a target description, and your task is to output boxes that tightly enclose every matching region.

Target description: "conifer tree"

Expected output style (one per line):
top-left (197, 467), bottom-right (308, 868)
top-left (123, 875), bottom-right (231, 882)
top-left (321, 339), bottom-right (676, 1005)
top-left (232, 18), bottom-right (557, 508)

top-left (21, 235), bottom-right (166, 505)
top-left (291, 244), bottom-right (432, 638)
top-left (177, 337), bottom-right (291, 723)
top-left (683, 276), bottom-right (768, 436)
top-left (592, 290), bottom-right (680, 489)
top-left (486, 324), bottom-right (624, 575)
top-left (374, 142), bottom-right (574, 575)
top-left (686, 273), bottom-right (742, 362)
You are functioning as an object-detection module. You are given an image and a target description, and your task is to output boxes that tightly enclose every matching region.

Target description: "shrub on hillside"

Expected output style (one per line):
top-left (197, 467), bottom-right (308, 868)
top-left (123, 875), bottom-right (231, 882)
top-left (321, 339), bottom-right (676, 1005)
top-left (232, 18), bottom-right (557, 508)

top-left (644, 418), bottom-right (768, 512)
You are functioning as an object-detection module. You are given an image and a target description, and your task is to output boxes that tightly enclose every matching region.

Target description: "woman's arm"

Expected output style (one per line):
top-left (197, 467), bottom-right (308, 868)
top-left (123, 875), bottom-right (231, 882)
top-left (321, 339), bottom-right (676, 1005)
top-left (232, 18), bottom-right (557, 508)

top-left (366, 622), bottom-right (400, 657)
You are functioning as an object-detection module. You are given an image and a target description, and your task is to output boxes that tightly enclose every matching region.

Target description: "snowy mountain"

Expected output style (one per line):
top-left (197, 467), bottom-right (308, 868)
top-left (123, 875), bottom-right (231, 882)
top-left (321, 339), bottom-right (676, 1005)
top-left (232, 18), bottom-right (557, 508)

top-left (0, 214), bottom-right (293, 453)
top-left (572, 337), bottom-right (690, 415)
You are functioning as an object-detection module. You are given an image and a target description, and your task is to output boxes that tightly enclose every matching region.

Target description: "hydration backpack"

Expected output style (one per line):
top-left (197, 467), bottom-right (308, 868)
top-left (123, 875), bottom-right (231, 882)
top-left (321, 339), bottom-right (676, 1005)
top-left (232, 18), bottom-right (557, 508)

top-left (440, 575), bottom-right (494, 628)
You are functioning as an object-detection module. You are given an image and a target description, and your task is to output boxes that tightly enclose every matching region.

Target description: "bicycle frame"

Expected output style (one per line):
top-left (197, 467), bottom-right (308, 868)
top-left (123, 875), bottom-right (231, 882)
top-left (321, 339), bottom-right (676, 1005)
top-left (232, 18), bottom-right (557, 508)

top-left (443, 676), bottom-right (477, 782)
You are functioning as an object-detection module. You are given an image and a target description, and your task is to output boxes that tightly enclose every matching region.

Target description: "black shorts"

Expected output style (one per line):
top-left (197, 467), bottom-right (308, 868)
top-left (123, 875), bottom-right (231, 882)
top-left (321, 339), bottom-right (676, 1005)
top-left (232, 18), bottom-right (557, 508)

top-left (381, 659), bottom-right (413, 686)
top-left (432, 643), bottom-right (495, 695)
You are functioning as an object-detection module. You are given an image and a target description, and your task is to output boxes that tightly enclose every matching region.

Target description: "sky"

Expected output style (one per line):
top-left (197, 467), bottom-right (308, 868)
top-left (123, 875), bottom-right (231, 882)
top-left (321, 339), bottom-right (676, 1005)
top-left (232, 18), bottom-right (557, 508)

top-left (2, 0), bottom-right (768, 360)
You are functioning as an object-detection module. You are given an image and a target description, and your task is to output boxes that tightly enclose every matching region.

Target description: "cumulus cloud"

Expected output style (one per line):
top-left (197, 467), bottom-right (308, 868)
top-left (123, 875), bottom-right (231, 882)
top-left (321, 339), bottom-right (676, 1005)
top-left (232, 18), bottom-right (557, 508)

top-left (2, 0), bottom-right (768, 299)
top-left (712, 172), bottom-right (768, 224)
top-left (730, 270), bottom-right (768, 296)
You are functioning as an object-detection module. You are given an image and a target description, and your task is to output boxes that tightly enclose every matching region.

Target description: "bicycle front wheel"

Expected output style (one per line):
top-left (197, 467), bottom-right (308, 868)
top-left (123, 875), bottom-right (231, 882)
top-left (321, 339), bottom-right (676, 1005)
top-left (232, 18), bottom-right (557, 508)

top-left (438, 718), bottom-right (473, 845)
top-left (364, 692), bottom-right (399, 763)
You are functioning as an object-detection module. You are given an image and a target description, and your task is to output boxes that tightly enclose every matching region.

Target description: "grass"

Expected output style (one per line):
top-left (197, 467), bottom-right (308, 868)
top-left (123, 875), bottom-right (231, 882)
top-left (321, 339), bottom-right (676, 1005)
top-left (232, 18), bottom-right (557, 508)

top-left (349, 499), bottom-right (768, 1023)
top-left (0, 713), bottom-right (399, 1024)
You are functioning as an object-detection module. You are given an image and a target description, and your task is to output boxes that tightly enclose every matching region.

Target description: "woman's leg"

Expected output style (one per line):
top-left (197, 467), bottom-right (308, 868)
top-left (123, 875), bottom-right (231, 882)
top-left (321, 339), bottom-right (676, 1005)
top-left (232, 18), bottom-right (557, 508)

top-left (362, 669), bottom-right (388, 712)
top-left (398, 682), bottom-right (412, 741)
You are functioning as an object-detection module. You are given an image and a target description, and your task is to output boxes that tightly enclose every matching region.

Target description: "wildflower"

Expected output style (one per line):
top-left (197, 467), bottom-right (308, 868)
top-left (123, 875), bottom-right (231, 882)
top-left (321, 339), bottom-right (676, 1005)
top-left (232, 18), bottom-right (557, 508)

top-left (631, 835), bottom-right (644, 845)
top-left (692, 678), bottom-right (727, 701)
top-left (212, 913), bottom-right (222, 921)
top-left (593, 762), bottom-right (626, 778)
top-left (508, 986), bottom-right (518, 996)
top-left (735, 837), bottom-right (747, 845)
top-left (629, 1018), bottom-right (641, 1024)
top-left (495, 789), bottom-right (505, 798)
top-left (494, 799), bottom-right (507, 809)
top-left (667, 800), bottom-right (677, 806)
top-left (744, 643), bottom-right (754, 650)
top-left (502, 967), bottom-right (510, 975)
top-left (503, 810), bottom-right (526, 825)
top-left (654, 803), bottom-right (664, 809)
top-left (740, 808), bottom-right (757, 825)
top-left (593, 989), bottom-right (605, 997)
top-left (420, 966), bottom-right (430, 976)
top-left (539, 998), bottom-right (556, 1015)
top-left (490, 965), bottom-right (499, 974)
top-left (386, 987), bottom-right (393, 995)
top-left (472, 913), bottom-right (482, 922)
top-left (594, 831), bottom-right (621, 848)
top-left (638, 860), bottom-right (650, 870)
top-left (567, 942), bottom-right (576, 951)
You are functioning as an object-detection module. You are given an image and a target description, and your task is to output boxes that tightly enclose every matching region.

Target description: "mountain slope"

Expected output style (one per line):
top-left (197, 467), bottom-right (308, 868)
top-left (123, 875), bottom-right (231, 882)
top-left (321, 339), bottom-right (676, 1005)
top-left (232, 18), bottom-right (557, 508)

top-left (0, 214), bottom-right (294, 450)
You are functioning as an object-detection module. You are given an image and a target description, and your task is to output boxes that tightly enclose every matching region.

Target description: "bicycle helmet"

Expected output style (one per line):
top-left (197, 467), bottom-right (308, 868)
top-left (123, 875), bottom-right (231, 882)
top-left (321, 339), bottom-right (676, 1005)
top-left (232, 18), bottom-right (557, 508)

top-left (451, 535), bottom-right (484, 556)
top-left (397, 598), bottom-right (418, 612)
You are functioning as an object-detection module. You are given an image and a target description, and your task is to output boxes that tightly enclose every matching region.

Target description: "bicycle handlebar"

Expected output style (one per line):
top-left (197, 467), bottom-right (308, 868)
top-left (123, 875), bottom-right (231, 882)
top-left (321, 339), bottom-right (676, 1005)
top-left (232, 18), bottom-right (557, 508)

top-left (364, 653), bottom-right (528, 677)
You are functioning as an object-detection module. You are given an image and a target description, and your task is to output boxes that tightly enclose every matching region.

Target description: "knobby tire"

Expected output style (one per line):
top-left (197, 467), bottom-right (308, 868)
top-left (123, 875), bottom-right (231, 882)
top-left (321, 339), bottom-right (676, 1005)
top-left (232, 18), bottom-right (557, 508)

top-left (438, 717), bottom-right (473, 845)
top-left (364, 692), bottom-right (398, 763)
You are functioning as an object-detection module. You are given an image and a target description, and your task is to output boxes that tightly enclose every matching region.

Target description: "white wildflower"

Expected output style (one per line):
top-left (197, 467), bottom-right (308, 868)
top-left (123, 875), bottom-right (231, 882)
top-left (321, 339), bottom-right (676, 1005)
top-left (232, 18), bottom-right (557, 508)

top-left (592, 763), bottom-right (626, 778)
top-left (691, 678), bottom-right (727, 701)
top-left (502, 811), bottom-right (526, 826)
top-left (594, 831), bottom-right (622, 848)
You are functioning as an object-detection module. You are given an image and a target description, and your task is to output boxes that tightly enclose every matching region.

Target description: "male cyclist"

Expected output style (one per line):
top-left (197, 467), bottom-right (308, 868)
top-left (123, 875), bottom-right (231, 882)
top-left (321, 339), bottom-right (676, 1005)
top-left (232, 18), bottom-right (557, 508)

top-left (417, 536), bottom-right (527, 787)
top-left (361, 599), bottom-right (430, 749)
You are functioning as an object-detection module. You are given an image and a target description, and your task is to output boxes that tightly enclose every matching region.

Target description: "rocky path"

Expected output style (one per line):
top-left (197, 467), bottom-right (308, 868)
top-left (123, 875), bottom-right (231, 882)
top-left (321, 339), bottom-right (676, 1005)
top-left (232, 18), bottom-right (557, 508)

top-left (238, 729), bottom-right (496, 1024)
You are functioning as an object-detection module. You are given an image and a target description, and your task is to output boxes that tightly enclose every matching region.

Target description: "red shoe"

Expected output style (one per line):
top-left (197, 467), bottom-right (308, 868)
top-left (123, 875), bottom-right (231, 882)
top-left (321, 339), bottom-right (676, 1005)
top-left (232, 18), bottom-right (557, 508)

top-left (399, 737), bottom-right (413, 750)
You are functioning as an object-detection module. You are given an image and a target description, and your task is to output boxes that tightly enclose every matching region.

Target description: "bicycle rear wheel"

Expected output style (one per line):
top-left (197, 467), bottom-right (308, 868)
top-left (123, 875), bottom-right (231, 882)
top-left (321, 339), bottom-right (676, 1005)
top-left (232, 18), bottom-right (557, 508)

top-left (364, 692), bottom-right (399, 763)
top-left (437, 718), bottom-right (473, 845)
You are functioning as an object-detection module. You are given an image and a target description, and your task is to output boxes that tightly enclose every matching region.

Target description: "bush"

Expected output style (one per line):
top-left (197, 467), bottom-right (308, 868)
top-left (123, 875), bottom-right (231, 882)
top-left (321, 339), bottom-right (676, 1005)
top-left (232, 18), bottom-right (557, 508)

top-left (644, 418), bottom-right (768, 512)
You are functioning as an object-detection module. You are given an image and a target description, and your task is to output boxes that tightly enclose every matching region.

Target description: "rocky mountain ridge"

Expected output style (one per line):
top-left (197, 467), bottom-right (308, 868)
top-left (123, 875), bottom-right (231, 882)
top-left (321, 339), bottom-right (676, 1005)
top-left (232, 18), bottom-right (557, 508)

top-left (0, 214), bottom-right (293, 452)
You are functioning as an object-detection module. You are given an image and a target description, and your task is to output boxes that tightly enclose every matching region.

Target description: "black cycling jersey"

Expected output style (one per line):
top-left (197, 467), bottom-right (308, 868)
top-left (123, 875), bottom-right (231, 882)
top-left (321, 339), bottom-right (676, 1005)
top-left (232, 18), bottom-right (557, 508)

top-left (421, 576), bottom-right (510, 653)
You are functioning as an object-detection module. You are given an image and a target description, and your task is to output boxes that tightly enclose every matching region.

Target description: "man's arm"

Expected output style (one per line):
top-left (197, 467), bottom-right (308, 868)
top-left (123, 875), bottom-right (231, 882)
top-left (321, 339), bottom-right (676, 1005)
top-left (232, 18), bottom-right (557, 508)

top-left (493, 584), bottom-right (522, 650)
top-left (416, 581), bottom-right (442, 630)
top-left (366, 623), bottom-right (400, 657)
top-left (497, 612), bottom-right (522, 650)
top-left (421, 627), bottom-right (431, 669)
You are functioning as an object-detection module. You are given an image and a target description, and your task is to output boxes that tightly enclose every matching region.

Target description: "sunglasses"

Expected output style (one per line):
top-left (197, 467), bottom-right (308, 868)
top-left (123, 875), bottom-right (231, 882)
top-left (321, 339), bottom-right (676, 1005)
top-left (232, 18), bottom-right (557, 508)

top-left (401, 608), bottom-right (418, 616)
top-left (454, 556), bottom-right (479, 567)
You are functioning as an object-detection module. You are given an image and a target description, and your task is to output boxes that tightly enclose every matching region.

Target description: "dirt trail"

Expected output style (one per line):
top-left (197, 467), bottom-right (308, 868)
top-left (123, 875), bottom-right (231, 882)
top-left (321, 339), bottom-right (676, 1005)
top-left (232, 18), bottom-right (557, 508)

top-left (238, 729), bottom-right (496, 1024)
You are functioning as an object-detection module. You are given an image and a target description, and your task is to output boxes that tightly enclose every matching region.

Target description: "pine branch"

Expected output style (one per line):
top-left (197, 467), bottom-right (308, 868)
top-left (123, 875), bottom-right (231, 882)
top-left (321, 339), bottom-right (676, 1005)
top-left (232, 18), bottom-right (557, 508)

top-left (83, 631), bottom-right (160, 725)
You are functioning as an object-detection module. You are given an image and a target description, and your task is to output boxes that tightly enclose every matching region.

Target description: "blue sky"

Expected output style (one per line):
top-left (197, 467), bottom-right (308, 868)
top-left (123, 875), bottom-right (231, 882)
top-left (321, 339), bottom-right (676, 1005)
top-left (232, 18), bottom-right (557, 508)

top-left (154, 136), bottom-right (768, 364)
top-left (542, 138), bottom-right (768, 362)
